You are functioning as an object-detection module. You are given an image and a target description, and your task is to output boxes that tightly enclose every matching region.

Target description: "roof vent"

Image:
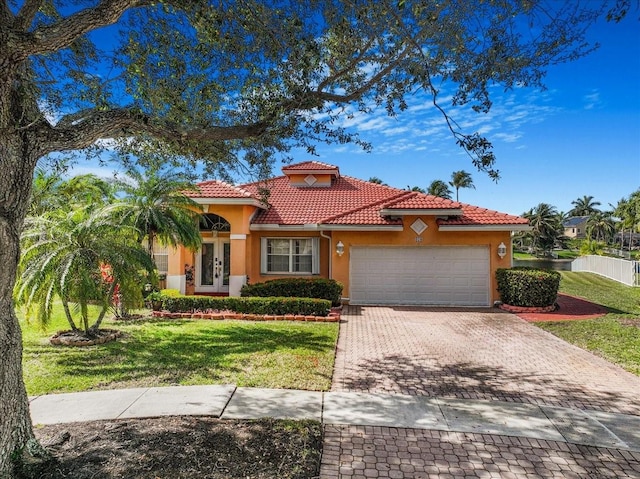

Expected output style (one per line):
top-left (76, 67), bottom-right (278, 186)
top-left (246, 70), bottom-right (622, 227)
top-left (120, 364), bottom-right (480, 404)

top-left (410, 218), bottom-right (428, 235)
top-left (304, 175), bottom-right (317, 186)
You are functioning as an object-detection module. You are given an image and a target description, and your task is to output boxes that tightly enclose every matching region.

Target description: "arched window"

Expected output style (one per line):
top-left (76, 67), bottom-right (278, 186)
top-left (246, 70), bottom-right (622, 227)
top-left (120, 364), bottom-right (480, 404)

top-left (199, 213), bottom-right (231, 232)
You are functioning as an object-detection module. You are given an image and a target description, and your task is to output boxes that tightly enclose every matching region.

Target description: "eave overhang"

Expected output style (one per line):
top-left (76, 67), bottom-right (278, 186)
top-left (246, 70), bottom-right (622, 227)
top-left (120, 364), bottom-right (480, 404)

top-left (193, 198), bottom-right (266, 208)
top-left (379, 208), bottom-right (463, 216)
top-left (281, 168), bottom-right (339, 178)
top-left (250, 223), bottom-right (404, 232)
top-left (438, 224), bottom-right (532, 232)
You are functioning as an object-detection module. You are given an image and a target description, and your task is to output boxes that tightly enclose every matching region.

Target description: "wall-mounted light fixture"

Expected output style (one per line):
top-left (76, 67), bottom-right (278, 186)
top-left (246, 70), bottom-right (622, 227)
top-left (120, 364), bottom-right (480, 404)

top-left (336, 241), bottom-right (345, 257)
top-left (497, 242), bottom-right (507, 259)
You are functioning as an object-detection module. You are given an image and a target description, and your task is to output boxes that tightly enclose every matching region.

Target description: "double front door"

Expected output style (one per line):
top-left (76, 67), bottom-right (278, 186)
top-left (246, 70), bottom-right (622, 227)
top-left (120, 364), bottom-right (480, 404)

top-left (196, 239), bottom-right (230, 293)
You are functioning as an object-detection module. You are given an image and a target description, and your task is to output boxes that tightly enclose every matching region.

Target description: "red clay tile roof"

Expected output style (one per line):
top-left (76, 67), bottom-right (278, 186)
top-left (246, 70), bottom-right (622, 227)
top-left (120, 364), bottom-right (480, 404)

top-left (190, 162), bottom-right (529, 228)
top-left (383, 191), bottom-right (461, 210)
top-left (242, 175), bottom-right (407, 225)
top-left (188, 180), bottom-right (257, 199)
top-left (281, 161), bottom-right (340, 175)
top-left (438, 204), bottom-right (529, 227)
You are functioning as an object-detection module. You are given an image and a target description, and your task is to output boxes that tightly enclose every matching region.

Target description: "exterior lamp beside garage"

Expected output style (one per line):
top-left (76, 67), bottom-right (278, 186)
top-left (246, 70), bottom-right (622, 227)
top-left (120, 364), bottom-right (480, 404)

top-left (336, 241), bottom-right (345, 257)
top-left (497, 242), bottom-right (507, 259)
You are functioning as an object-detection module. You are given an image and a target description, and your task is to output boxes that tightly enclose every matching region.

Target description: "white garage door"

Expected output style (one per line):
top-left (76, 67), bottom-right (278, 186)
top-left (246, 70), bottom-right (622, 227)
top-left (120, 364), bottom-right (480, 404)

top-left (350, 246), bottom-right (490, 306)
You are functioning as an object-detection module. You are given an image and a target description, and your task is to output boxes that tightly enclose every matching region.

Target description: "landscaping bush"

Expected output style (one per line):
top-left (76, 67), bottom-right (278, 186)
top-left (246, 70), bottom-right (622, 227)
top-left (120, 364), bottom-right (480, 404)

top-left (159, 289), bottom-right (182, 298)
top-left (240, 278), bottom-right (343, 306)
top-left (160, 294), bottom-right (331, 316)
top-left (496, 267), bottom-right (561, 307)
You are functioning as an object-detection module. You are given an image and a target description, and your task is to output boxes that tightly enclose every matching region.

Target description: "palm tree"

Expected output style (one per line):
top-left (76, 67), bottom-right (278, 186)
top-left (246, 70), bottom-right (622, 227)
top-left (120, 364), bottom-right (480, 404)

top-left (407, 185), bottom-right (426, 193)
top-left (368, 177), bottom-right (386, 185)
top-left (523, 203), bottom-right (563, 256)
top-left (16, 208), bottom-right (154, 335)
top-left (427, 180), bottom-right (453, 200)
top-left (449, 170), bottom-right (475, 201)
top-left (569, 195), bottom-right (601, 217)
top-left (107, 167), bottom-right (203, 259)
top-left (29, 169), bottom-right (114, 216)
top-left (612, 191), bottom-right (640, 249)
top-left (587, 211), bottom-right (615, 243)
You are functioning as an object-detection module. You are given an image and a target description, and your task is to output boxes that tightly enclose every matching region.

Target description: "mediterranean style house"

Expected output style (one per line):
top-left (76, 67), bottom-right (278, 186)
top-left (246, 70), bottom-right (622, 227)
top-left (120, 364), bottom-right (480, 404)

top-left (162, 161), bottom-right (530, 306)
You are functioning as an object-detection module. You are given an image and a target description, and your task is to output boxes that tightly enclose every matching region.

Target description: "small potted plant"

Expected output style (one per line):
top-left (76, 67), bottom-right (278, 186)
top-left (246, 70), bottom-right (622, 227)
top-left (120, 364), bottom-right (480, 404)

top-left (147, 291), bottom-right (164, 311)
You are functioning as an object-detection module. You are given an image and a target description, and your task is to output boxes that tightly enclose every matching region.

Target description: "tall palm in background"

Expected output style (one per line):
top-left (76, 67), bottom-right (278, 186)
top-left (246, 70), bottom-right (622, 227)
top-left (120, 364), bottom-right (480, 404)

top-left (587, 211), bottom-right (616, 243)
top-left (449, 170), bottom-right (475, 201)
top-left (569, 195), bottom-right (601, 216)
top-left (427, 180), bottom-right (453, 199)
top-left (613, 190), bottom-right (640, 249)
top-left (368, 177), bottom-right (386, 185)
top-left (523, 203), bottom-right (563, 255)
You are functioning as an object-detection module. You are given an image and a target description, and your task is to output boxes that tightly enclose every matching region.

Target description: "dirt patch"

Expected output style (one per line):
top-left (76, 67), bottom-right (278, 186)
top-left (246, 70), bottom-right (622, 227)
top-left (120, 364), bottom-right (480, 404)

top-left (49, 329), bottom-right (123, 346)
top-left (27, 417), bottom-right (322, 479)
top-left (620, 318), bottom-right (640, 328)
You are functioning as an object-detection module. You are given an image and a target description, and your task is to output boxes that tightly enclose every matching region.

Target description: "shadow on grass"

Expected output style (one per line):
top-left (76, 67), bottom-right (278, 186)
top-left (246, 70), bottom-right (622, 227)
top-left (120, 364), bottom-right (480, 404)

top-left (23, 321), bottom-right (337, 392)
top-left (338, 354), bottom-right (640, 416)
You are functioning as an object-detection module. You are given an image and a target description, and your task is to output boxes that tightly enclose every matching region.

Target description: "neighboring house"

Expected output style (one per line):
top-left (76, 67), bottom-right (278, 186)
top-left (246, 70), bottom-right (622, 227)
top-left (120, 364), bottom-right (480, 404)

top-left (165, 161), bottom-right (530, 306)
top-left (563, 216), bottom-right (590, 239)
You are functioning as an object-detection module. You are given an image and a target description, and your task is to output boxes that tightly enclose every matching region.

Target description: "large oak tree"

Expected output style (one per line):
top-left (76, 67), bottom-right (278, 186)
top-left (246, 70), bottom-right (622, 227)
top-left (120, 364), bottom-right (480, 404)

top-left (0, 0), bottom-right (626, 475)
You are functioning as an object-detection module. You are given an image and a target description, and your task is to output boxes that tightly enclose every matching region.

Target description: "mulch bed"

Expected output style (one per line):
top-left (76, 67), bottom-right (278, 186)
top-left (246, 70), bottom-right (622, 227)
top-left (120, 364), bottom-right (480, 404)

top-left (49, 329), bottom-right (123, 346)
top-left (26, 417), bottom-right (322, 479)
top-left (515, 293), bottom-right (609, 322)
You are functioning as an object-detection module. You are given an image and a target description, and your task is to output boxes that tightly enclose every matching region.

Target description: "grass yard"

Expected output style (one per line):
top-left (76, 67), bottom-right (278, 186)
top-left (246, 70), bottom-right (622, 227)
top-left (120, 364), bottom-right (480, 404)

top-left (534, 272), bottom-right (640, 375)
top-left (20, 304), bottom-right (338, 396)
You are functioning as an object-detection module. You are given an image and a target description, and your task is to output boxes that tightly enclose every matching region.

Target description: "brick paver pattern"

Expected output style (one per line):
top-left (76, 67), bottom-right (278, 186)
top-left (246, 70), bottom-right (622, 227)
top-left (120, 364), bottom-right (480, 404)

top-left (321, 306), bottom-right (640, 479)
top-left (331, 307), bottom-right (640, 415)
top-left (321, 425), bottom-right (640, 479)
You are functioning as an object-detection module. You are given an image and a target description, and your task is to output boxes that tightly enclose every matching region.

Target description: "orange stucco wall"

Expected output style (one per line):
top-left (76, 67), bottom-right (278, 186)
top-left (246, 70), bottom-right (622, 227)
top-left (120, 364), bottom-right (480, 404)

top-left (246, 231), bottom-right (330, 283)
top-left (167, 204), bottom-right (257, 278)
top-left (168, 209), bottom-right (512, 303)
top-left (286, 173), bottom-right (334, 186)
top-left (328, 216), bottom-right (511, 303)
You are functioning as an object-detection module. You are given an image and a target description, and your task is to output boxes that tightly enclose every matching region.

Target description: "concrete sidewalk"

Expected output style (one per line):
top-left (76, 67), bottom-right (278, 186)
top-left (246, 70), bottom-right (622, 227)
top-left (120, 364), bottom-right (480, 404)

top-left (29, 385), bottom-right (640, 452)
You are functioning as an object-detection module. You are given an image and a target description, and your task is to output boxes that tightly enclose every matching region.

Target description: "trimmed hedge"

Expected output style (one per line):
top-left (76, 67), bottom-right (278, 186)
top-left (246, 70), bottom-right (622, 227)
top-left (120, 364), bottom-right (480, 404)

top-left (240, 278), bottom-right (343, 306)
top-left (160, 294), bottom-right (331, 316)
top-left (496, 267), bottom-right (561, 307)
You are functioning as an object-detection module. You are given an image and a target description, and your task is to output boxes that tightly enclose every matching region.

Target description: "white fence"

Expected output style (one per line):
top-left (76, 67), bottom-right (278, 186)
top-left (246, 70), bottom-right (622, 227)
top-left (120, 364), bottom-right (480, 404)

top-left (571, 255), bottom-right (639, 287)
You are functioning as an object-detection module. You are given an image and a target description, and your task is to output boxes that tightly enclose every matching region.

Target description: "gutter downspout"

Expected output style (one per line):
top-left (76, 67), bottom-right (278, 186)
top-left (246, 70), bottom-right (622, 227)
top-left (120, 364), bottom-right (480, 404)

top-left (320, 230), bottom-right (332, 279)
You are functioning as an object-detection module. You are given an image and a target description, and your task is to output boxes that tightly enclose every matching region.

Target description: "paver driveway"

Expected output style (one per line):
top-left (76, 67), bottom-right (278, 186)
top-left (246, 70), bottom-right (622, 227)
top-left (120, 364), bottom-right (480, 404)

top-left (321, 306), bottom-right (640, 478)
top-left (331, 306), bottom-right (640, 415)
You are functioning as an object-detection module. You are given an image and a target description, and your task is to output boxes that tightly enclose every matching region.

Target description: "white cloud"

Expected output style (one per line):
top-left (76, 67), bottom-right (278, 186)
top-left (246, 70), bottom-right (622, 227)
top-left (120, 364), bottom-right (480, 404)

top-left (583, 89), bottom-right (601, 110)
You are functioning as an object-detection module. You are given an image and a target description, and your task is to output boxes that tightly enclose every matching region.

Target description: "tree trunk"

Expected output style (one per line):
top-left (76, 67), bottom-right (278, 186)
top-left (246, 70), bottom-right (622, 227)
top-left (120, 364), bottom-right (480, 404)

top-left (0, 133), bottom-right (46, 477)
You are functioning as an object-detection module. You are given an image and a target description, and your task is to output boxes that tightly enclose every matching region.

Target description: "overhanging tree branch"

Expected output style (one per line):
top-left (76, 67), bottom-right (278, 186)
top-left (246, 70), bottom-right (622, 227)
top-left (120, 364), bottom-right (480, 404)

top-left (14, 0), bottom-right (145, 58)
top-left (40, 108), bottom-right (268, 156)
top-left (13, 0), bottom-right (43, 30)
top-left (311, 46), bottom-right (413, 104)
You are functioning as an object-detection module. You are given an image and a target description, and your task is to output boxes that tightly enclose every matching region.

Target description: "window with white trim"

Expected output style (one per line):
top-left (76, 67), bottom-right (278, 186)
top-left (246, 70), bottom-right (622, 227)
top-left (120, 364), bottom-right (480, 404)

top-left (143, 241), bottom-right (169, 274)
top-left (261, 238), bottom-right (320, 274)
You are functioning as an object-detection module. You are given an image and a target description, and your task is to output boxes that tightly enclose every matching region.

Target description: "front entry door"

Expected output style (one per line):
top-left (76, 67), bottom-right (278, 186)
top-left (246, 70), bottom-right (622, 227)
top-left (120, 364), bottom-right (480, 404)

top-left (196, 240), bottom-right (230, 293)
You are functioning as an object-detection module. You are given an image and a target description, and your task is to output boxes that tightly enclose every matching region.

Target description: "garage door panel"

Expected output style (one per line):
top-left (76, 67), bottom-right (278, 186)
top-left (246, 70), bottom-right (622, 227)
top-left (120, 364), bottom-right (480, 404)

top-left (350, 246), bottom-right (489, 306)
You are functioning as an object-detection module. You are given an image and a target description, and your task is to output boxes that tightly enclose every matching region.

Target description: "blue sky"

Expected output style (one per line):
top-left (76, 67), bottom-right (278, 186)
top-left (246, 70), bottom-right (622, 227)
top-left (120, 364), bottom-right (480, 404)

top-left (292, 13), bottom-right (640, 216)
top-left (68, 11), bottom-right (639, 218)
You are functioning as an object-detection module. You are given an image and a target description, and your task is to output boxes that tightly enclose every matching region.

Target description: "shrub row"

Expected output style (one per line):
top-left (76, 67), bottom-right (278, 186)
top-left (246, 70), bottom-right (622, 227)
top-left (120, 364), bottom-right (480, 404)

top-left (160, 294), bottom-right (331, 317)
top-left (241, 278), bottom-right (343, 306)
top-left (496, 267), bottom-right (561, 307)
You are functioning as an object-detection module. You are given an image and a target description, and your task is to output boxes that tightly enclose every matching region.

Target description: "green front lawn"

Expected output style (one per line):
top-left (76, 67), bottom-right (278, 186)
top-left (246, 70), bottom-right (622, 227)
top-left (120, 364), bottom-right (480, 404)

top-left (558, 271), bottom-right (640, 316)
top-left (534, 272), bottom-right (640, 375)
top-left (20, 304), bottom-right (338, 396)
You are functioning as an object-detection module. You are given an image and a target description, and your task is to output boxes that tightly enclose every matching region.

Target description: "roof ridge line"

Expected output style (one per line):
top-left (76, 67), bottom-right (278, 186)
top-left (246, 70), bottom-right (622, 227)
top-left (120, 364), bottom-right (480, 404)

top-left (383, 192), bottom-right (461, 209)
top-left (282, 160), bottom-right (339, 170)
top-left (195, 179), bottom-right (256, 198)
top-left (320, 190), bottom-right (414, 223)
